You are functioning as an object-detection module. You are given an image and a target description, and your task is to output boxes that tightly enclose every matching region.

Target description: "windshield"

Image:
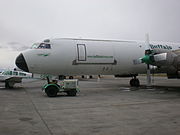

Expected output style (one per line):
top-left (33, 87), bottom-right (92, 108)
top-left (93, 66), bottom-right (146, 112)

top-left (31, 43), bottom-right (51, 49)
top-left (31, 43), bottom-right (39, 49)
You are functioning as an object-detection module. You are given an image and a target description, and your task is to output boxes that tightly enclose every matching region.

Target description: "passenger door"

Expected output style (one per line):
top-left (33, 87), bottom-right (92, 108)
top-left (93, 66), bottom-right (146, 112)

top-left (75, 43), bottom-right (115, 65)
top-left (77, 44), bottom-right (86, 61)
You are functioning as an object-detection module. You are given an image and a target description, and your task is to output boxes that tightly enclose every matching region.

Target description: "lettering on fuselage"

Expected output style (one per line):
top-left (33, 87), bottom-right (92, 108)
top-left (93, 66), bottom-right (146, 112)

top-left (149, 44), bottom-right (172, 50)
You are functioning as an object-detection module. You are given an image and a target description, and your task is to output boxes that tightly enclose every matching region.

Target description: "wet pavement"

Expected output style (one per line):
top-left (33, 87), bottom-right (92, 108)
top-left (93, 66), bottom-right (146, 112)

top-left (0, 76), bottom-right (180, 135)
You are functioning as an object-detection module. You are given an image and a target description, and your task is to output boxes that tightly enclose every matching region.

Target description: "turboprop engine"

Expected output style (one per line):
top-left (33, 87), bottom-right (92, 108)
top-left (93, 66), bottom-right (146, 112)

top-left (163, 50), bottom-right (180, 79)
top-left (144, 49), bottom-right (180, 79)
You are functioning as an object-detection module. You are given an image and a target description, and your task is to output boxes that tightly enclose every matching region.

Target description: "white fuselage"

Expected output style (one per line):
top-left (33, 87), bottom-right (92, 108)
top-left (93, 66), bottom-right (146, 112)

top-left (19, 38), bottom-right (180, 76)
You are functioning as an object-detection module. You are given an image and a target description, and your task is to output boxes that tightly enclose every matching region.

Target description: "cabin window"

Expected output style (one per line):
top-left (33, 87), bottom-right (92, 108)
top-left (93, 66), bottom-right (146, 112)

top-left (13, 72), bottom-right (18, 76)
top-left (2, 71), bottom-right (11, 75)
top-left (2, 71), bottom-right (6, 75)
top-left (19, 73), bottom-right (26, 76)
top-left (9, 71), bottom-right (12, 75)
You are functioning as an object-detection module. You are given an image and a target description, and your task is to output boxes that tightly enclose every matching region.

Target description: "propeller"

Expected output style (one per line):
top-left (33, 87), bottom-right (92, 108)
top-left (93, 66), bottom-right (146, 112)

top-left (142, 34), bottom-right (167, 86)
top-left (133, 34), bottom-right (168, 86)
top-left (144, 34), bottom-right (152, 87)
top-left (133, 34), bottom-right (153, 86)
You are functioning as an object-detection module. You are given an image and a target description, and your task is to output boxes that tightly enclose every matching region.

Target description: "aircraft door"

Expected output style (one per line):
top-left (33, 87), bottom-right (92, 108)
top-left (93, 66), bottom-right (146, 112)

top-left (77, 44), bottom-right (86, 61)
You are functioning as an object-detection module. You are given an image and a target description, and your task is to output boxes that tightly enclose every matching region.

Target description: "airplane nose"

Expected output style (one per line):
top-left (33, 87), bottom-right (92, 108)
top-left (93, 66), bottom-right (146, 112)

top-left (15, 53), bottom-right (29, 72)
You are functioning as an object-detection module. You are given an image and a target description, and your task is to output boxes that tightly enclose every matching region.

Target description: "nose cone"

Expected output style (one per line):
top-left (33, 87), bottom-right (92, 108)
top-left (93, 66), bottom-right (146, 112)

top-left (15, 53), bottom-right (29, 72)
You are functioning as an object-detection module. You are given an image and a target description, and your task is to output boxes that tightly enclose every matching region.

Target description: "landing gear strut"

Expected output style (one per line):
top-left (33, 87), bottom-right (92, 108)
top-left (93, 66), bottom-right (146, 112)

top-left (130, 76), bottom-right (140, 87)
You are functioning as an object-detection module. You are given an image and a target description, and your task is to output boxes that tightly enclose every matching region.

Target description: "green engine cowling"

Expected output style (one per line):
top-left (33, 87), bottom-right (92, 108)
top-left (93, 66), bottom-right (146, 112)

top-left (141, 55), bottom-right (155, 65)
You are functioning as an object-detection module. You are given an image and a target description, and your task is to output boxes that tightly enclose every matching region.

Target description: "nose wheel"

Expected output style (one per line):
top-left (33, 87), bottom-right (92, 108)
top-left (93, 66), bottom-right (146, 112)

top-left (130, 76), bottom-right (140, 87)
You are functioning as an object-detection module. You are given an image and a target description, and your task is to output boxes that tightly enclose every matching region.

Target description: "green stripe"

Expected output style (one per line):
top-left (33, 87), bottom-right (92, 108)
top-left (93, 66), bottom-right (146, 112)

top-left (37, 53), bottom-right (50, 57)
top-left (87, 55), bottom-right (113, 58)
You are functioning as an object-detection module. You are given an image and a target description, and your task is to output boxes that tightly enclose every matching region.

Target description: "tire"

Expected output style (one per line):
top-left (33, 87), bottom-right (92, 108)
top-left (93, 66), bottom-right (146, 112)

top-left (130, 79), bottom-right (135, 87)
top-left (5, 81), bottom-right (14, 89)
top-left (45, 85), bottom-right (58, 97)
top-left (69, 76), bottom-right (74, 79)
top-left (130, 79), bottom-right (140, 87)
top-left (134, 79), bottom-right (140, 87)
top-left (67, 89), bottom-right (77, 96)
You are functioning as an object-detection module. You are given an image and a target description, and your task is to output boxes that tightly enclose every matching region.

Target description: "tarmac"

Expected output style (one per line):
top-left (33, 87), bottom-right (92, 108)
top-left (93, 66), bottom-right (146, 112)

top-left (0, 76), bottom-right (180, 135)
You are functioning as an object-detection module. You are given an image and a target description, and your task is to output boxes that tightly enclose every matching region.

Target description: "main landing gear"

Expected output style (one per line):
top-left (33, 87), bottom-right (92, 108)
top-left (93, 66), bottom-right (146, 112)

top-left (130, 76), bottom-right (140, 87)
top-left (5, 81), bottom-right (15, 89)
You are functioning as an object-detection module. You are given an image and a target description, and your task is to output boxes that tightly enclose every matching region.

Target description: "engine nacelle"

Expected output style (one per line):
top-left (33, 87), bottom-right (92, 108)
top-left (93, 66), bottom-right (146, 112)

top-left (156, 50), bottom-right (180, 79)
top-left (153, 51), bottom-right (177, 66)
top-left (167, 67), bottom-right (180, 79)
top-left (151, 49), bottom-right (180, 79)
top-left (166, 54), bottom-right (180, 79)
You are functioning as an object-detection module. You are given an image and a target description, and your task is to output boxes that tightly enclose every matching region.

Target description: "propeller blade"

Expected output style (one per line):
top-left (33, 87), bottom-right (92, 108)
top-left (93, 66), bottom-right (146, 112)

top-left (145, 34), bottom-right (152, 87)
top-left (145, 33), bottom-right (150, 51)
top-left (146, 64), bottom-right (151, 86)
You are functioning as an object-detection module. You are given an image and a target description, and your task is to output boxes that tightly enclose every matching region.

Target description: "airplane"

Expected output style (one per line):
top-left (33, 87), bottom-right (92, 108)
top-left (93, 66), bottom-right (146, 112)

top-left (0, 69), bottom-right (32, 88)
top-left (15, 35), bottom-right (180, 96)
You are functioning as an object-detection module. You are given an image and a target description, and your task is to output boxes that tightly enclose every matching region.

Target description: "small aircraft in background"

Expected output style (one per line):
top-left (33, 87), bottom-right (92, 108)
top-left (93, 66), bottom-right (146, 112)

top-left (0, 69), bottom-right (32, 88)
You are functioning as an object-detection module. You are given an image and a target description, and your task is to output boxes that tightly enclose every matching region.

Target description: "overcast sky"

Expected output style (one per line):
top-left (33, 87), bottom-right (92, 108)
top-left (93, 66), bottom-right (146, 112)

top-left (0, 0), bottom-right (180, 68)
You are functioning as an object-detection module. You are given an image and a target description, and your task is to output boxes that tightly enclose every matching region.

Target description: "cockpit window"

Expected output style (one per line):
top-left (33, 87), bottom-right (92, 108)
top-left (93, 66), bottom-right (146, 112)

top-left (31, 43), bottom-right (39, 49)
top-left (38, 43), bottom-right (51, 49)
top-left (31, 43), bottom-right (51, 49)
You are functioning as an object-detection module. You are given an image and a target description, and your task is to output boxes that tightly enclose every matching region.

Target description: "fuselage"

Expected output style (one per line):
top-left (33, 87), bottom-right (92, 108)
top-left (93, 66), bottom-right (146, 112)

top-left (16, 38), bottom-right (180, 76)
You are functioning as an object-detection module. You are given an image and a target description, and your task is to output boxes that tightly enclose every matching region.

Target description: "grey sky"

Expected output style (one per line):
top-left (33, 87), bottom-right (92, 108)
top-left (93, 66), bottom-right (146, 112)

top-left (0, 0), bottom-right (180, 68)
top-left (0, 0), bottom-right (180, 45)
